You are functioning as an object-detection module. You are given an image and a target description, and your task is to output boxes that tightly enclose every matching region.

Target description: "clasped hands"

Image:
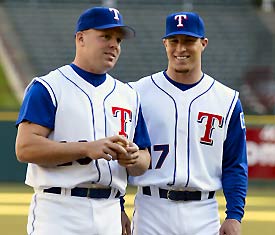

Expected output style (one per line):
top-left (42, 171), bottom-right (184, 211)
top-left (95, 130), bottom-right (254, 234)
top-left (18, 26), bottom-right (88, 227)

top-left (92, 135), bottom-right (139, 168)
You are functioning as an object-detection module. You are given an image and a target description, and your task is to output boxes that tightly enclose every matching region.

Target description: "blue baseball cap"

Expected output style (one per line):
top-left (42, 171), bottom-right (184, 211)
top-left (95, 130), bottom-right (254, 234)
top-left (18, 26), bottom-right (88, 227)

top-left (75, 7), bottom-right (135, 39)
top-left (163, 12), bottom-right (205, 39)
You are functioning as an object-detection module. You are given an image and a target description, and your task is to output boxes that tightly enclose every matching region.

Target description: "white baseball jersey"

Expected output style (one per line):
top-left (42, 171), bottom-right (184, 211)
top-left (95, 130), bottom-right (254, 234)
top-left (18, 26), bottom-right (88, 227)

top-left (25, 65), bottom-right (140, 194)
top-left (129, 71), bottom-right (238, 192)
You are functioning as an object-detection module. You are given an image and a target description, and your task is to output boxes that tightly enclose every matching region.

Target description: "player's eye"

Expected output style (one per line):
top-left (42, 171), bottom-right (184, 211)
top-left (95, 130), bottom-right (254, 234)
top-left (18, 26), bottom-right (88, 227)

top-left (100, 34), bottom-right (111, 41)
top-left (104, 34), bottom-right (111, 40)
top-left (169, 39), bottom-right (178, 44)
top-left (185, 37), bottom-right (197, 43)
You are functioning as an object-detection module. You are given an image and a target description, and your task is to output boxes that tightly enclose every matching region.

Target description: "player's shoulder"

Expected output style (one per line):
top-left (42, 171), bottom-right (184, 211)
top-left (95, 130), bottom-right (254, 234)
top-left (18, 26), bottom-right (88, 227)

top-left (37, 65), bottom-right (65, 84)
top-left (108, 74), bottom-right (138, 96)
top-left (29, 65), bottom-right (68, 99)
top-left (128, 71), bottom-right (162, 90)
top-left (205, 73), bottom-right (238, 95)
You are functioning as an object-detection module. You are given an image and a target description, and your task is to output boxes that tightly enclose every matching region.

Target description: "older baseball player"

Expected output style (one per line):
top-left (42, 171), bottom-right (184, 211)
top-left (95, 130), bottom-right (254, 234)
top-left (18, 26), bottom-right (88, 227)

top-left (128, 12), bottom-right (248, 235)
top-left (15, 7), bottom-right (150, 235)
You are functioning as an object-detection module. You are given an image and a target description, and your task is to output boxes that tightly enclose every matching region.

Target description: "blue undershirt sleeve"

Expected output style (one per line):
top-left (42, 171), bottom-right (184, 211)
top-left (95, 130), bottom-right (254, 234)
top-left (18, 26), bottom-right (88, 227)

top-left (222, 99), bottom-right (248, 222)
top-left (16, 81), bottom-right (56, 129)
top-left (133, 106), bottom-right (151, 149)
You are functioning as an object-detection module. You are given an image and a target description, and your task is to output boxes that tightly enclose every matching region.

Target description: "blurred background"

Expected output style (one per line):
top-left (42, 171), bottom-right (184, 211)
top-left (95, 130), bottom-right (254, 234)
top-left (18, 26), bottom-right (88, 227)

top-left (1, 0), bottom-right (275, 112)
top-left (1, 0), bottom-right (274, 183)
top-left (0, 0), bottom-right (274, 234)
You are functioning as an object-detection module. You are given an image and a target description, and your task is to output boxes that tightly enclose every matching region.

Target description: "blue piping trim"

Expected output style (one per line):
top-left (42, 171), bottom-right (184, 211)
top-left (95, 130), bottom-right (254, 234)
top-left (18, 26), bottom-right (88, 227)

top-left (57, 68), bottom-right (96, 139)
top-left (103, 79), bottom-right (117, 186)
top-left (29, 194), bottom-right (37, 235)
top-left (186, 75), bottom-right (215, 187)
top-left (57, 69), bottom-right (101, 180)
top-left (151, 74), bottom-right (178, 186)
top-left (95, 160), bottom-right (101, 182)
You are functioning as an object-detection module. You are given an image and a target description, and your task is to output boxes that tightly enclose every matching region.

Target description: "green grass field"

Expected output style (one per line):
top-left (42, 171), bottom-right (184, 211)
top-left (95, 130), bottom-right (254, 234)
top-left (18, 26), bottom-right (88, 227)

top-left (0, 64), bottom-right (20, 111)
top-left (0, 182), bottom-right (275, 235)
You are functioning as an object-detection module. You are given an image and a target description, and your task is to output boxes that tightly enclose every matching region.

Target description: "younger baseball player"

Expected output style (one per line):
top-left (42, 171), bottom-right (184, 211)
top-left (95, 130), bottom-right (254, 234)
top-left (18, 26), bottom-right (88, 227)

top-left (15, 7), bottom-right (150, 235)
top-left (129, 11), bottom-right (248, 235)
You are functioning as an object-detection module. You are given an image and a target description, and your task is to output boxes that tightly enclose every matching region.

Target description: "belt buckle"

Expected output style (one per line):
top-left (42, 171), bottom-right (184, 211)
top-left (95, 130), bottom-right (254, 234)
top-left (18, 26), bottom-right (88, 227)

top-left (167, 189), bottom-right (180, 201)
top-left (167, 189), bottom-right (189, 201)
top-left (167, 189), bottom-right (172, 200)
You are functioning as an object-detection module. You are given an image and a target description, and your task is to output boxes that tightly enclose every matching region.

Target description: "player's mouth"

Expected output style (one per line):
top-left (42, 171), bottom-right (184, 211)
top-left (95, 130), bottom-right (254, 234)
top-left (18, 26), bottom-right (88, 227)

top-left (104, 52), bottom-right (116, 61)
top-left (175, 55), bottom-right (189, 60)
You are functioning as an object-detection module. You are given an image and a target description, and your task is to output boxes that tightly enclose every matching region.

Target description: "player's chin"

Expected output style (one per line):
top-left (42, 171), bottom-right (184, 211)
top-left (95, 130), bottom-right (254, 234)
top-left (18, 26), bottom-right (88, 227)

top-left (175, 67), bottom-right (190, 74)
top-left (103, 61), bottom-right (117, 71)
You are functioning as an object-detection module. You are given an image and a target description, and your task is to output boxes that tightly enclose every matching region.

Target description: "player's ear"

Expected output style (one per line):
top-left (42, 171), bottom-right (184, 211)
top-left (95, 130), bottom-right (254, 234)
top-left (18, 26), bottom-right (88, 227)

top-left (201, 38), bottom-right (208, 51)
top-left (75, 31), bottom-right (85, 46)
top-left (162, 39), bottom-right (167, 47)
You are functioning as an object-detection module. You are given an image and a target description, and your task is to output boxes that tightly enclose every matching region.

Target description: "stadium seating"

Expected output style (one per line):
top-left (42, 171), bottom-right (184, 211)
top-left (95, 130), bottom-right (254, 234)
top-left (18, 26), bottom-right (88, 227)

top-left (1, 0), bottom-right (274, 91)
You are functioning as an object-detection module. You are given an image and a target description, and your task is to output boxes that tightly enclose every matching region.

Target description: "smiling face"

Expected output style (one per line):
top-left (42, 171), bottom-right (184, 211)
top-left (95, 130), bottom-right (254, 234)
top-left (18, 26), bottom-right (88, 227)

top-left (163, 34), bottom-right (208, 83)
top-left (74, 28), bottom-right (124, 74)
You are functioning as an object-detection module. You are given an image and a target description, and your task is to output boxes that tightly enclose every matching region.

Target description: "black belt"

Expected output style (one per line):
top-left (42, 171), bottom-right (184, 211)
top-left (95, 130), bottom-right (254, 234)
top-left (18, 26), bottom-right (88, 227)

top-left (44, 187), bottom-right (120, 199)
top-left (142, 186), bottom-right (215, 201)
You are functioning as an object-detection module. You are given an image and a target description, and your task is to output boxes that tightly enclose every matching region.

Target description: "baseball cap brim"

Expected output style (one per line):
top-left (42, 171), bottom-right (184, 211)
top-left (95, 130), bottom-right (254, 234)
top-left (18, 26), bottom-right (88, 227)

top-left (94, 24), bottom-right (135, 39)
top-left (163, 31), bottom-right (203, 39)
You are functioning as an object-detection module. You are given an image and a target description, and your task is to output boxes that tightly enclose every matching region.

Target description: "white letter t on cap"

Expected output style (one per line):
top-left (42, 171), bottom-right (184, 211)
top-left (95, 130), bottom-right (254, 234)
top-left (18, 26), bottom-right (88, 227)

top-left (175, 15), bottom-right (187, 27)
top-left (109, 8), bottom-right (120, 20)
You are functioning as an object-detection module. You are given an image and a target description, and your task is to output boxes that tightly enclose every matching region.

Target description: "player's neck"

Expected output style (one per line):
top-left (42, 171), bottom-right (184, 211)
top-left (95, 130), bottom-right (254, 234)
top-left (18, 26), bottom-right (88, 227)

top-left (72, 58), bottom-right (107, 74)
top-left (166, 68), bottom-right (203, 85)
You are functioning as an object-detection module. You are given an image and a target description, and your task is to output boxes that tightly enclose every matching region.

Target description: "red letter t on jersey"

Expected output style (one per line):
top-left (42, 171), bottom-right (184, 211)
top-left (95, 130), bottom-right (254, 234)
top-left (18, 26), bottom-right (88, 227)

top-left (112, 107), bottom-right (132, 137)
top-left (197, 112), bottom-right (223, 145)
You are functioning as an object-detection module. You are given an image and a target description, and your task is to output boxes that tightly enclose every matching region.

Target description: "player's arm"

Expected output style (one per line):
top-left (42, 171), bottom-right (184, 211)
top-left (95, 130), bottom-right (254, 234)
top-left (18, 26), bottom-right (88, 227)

top-left (219, 219), bottom-right (241, 235)
top-left (118, 143), bottom-right (150, 176)
top-left (220, 99), bottom-right (248, 234)
top-left (15, 81), bottom-right (128, 166)
top-left (16, 122), bottom-right (129, 166)
top-left (120, 195), bottom-right (131, 235)
top-left (116, 139), bottom-right (150, 176)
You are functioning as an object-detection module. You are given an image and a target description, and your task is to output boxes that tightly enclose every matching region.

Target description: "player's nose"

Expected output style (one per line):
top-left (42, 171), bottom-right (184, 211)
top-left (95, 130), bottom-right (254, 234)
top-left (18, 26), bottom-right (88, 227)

top-left (108, 37), bottom-right (120, 49)
top-left (177, 43), bottom-right (187, 52)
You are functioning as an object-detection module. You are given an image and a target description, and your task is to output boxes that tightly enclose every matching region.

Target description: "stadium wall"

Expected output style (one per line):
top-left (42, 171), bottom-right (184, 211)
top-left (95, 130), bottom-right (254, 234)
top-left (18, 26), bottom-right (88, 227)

top-left (0, 119), bottom-right (26, 182)
top-left (0, 114), bottom-right (274, 182)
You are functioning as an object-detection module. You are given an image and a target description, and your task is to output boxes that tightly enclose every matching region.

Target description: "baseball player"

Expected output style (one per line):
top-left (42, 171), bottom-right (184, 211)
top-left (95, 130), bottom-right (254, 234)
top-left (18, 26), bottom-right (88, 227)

top-left (15, 7), bottom-right (150, 235)
top-left (128, 12), bottom-right (248, 235)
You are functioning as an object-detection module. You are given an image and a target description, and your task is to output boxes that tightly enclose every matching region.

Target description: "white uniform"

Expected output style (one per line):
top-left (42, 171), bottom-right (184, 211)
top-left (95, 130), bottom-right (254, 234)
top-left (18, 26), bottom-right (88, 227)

top-left (23, 65), bottom-right (140, 235)
top-left (129, 71), bottom-right (238, 235)
top-left (25, 65), bottom-right (139, 193)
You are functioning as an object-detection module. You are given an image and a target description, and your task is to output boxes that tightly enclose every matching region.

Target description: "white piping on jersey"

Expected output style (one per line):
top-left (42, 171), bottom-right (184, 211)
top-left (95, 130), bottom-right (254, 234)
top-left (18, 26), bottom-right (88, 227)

top-left (35, 77), bottom-right (58, 107)
top-left (224, 90), bottom-right (238, 125)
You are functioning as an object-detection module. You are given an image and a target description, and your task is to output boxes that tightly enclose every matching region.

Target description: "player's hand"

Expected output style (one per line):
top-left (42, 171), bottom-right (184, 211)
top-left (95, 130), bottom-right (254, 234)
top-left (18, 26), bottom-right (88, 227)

top-left (121, 211), bottom-right (131, 235)
top-left (219, 219), bottom-right (241, 235)
top-left (116, 142), bottom-right (139, 167)
top-left (85, 135), bottom-right (129, 161)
